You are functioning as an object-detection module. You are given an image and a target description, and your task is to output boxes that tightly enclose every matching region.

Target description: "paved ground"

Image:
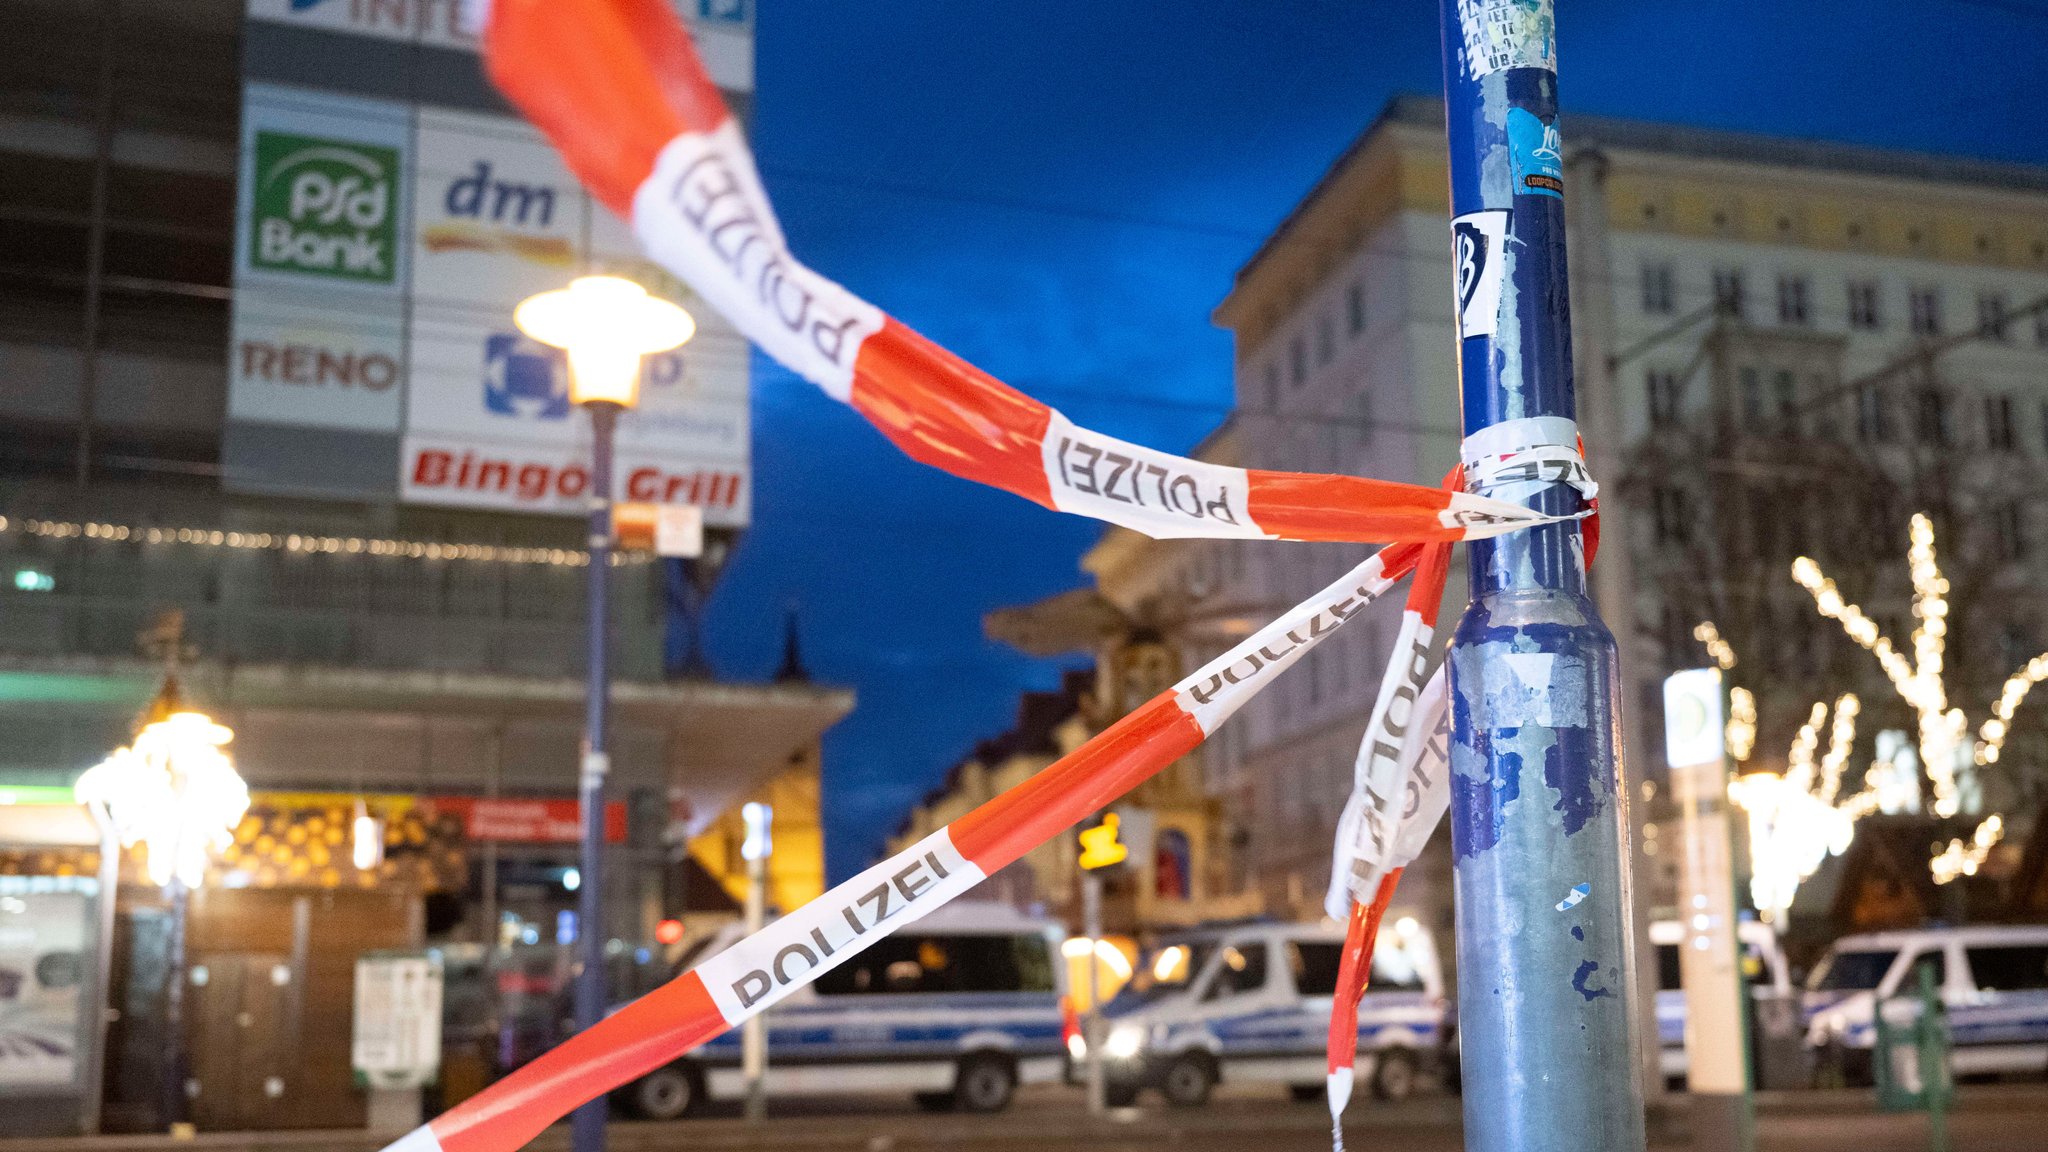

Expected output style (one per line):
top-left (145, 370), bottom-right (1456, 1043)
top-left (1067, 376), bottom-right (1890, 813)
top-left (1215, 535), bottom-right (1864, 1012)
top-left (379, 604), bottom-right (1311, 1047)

top-left (8, 1083), bottom-right (2047, 1152)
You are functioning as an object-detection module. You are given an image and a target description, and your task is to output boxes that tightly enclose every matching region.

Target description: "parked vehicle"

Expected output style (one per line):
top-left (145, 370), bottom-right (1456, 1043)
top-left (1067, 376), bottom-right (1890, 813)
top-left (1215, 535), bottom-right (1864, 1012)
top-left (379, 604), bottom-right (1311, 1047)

top-left (618, 902), bottom-right (1068, 1118)
top-left (1650, 918), bottom-right (1794, 1081)
top-left (1805, 924), bottom-right (2048, 1083)
top-left (1083, 918), bottom-right (1446, 1107)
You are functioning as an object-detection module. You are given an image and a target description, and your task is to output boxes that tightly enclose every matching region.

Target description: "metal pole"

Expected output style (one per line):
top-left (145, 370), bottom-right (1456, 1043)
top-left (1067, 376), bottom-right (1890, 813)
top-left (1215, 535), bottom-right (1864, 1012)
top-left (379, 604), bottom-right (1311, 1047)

top-left (742, 849), bottom-right (767, 1121)
top-left (75, 0), bottom-right (117, 489)
top-left (161, 879), bottom-right (189, 1132)
top-left (1437, 5), bottom-right (1645, 1152)
top-left (571, 402), bottom-right (617, 1152)
top-left (1082, 870), bottom-right (1104, 1116)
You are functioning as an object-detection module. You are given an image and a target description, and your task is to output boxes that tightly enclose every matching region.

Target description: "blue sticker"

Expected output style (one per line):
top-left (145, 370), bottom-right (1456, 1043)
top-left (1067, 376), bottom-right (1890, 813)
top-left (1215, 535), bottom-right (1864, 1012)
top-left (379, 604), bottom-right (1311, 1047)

top-left (1508, 107), bottom-right (1563, 199)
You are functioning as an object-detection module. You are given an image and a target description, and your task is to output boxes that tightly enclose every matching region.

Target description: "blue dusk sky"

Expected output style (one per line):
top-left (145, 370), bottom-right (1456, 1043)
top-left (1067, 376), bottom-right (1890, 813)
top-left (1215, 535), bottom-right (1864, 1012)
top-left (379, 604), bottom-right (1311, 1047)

top-left (693, 0), bottom-right (2048, 881)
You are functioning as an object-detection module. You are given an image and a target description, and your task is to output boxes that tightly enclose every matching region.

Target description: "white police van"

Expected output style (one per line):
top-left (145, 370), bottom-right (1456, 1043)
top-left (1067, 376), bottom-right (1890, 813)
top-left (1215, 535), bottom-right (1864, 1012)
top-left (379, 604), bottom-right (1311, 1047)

top-left (1805, 924), bottom-right (2048, 1083)
top-left (620, 902), bottom-right (1068, 1118)
top-left (1085, 919), bottom-right (1445, 1107)
top-left (1650, 918), bottom-right (1793, 1080)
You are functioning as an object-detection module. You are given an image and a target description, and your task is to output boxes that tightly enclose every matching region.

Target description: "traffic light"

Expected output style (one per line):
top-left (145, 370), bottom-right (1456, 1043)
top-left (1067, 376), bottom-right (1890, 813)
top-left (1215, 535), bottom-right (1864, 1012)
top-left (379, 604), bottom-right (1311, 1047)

top-left (1078, 813), bottom-right (1128, 870)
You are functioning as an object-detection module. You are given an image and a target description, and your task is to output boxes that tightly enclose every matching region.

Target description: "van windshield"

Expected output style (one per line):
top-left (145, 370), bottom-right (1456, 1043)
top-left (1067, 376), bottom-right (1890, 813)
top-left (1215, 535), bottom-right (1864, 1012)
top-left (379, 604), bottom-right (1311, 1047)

top-left (1809, 949), bottom-right (1897, 992)
top-left (1117, 941), bottom-right (1215, 1004)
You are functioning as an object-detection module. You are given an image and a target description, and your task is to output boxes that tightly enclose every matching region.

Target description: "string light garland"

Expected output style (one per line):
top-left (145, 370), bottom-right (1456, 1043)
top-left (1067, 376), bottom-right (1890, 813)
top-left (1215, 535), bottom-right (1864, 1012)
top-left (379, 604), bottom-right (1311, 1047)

top-left (0, 515), bottom-right (655, 568)
top-left (1791, 512), bottom-right (2022, 884)
top-left (1931, 814), bottom-right (2005, 884)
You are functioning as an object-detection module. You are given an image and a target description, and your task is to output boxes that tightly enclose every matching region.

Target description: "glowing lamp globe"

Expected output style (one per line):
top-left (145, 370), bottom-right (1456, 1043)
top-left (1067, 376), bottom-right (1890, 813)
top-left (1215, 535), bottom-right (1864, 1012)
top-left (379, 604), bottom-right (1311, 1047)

top-left (514, 276), bottom-right (695, 409)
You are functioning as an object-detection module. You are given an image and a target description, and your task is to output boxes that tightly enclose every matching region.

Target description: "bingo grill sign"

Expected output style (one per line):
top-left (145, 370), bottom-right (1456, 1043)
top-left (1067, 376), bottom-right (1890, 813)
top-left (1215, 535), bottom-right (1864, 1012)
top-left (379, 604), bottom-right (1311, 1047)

top-left (250, 130), bottom-right (400, 284)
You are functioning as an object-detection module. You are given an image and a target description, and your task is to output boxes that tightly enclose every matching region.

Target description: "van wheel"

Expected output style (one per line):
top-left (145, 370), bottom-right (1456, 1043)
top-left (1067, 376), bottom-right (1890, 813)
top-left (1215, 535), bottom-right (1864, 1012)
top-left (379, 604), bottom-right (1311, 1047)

top-left (1162, 1052), bottom-right (1217, 1107)
top-left (954, 1054), bottom-right (1017, 1113)
top-left (1372, 1049), bottom-right (1419, 1102)
top-left (1289, 1083), bottom-right (1325, 1102)
top-left (629, 1064), bottom-right (700, 1120)
top-left (1104, 1081), bottom-right (1141, 1108)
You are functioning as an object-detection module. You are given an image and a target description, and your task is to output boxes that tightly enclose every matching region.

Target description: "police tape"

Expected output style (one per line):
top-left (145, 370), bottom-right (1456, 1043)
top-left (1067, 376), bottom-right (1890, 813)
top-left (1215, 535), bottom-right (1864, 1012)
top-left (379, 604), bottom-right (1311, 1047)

top-left (379, 10), bottom-right (1614, 1152)
top-left (379, 543), bottom-right (1425, 1152)
top-left (1324, 866), bottom-right (1404, 1151)
top-left (477, 0), bottom-right (1565, 546)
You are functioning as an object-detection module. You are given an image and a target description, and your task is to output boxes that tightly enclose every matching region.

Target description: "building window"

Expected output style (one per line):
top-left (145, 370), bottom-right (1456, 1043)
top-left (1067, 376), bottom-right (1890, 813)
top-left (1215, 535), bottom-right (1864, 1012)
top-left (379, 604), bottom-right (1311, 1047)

top-left (1857, 386), bottom-right (1893, 443)
top-left (2035, 308), bottom-right (2048, 349)
top-left (1652, 485), bottom-right (1691, 546)
top-left (1315, 315), bottom-right (1335, 366)
top-left (1641, 262), bottom-right (1676, 315)
top-left (1916, 387), bottom-right (1950, 446)
top-left (1713, 268), bottom-right (1746, 318)
top-left (1289, 335), bottom-right (1306, 387)
top-left (1772, 369), bottom-right (1798, 432)
top-left (1910, 286), bottom-right (1943, 336)
top-left (1646, 368), bottom-right (1683, 428)
top-left (1777, 274), bottom-right (1811, 326)
top-left (1739, 367), bottom-right (1765, 430)
top-left (1346, 281), bottom-right (1366, 336)
top-left (1264, 362), bottom-right (1280, 410)
top-left (1847, 280), bottom-right (1882, 330)
top-left (1987, 394), bottom-right (2018, 452)
top-left (1995, 502), bottom-right (2027, 562)
top-left (1979, 291), bottom-right (2012, 342)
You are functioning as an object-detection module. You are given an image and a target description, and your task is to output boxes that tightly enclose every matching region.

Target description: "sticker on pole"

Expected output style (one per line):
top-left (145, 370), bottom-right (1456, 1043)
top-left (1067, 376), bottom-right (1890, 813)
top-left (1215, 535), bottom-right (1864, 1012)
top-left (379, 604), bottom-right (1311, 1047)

top-left (1456, 0), bottom-right (1557, 78)
top-left (1451, 210), bottom-right (1510, 340)
top-left (1507, 108), bottom-right (1563, 199)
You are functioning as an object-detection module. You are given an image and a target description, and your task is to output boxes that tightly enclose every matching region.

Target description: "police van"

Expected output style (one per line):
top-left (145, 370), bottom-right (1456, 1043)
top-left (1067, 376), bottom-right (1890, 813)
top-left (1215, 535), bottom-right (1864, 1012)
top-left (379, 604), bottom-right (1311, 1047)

top-left (1084, 918), bottom-right (1446, 1107)
top-left (1649, 918), bottom-right (1795, 1081)
top-left (1805, 924), bottom-right (2048, 1083)
top-left (618, 902), bottom-right (1068, 1118)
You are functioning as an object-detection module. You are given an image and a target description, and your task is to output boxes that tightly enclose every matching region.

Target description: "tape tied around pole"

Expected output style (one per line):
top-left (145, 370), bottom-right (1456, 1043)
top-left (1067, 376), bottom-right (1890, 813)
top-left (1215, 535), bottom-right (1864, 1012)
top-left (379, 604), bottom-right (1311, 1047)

top-left (1458, 415), bottom-right (1598, 507)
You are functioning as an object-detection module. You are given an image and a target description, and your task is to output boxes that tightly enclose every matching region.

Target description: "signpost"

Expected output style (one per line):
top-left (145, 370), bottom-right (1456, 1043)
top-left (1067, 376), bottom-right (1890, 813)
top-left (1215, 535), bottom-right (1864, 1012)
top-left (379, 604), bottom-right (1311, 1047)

top-left (1076, 813), bottom-right (1127, 1117)
top-left (1664, 669), bottom-right (1754, 1152)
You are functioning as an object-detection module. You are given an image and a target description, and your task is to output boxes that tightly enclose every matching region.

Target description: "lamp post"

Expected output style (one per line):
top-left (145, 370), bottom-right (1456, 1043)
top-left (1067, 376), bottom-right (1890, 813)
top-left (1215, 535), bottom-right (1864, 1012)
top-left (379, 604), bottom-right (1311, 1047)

top-left (740, 802), bottom-right (771, 1122)
top-left (73, 611), bottom-right (248, 1133)
top-left (515, 277), bottom-right (694, 1152)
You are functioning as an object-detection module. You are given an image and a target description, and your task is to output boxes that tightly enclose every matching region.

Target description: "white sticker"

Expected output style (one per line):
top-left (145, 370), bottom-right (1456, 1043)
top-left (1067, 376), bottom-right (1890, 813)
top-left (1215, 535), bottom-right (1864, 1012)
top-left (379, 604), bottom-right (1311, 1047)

top-left (695, 828), bottom-right (984, 1025)
top-left (1040, 411), bottom-right (1267, 541)
top-left (1450, 209), bottom-right (1510, 340)
top-left (633, 122), bottom-right (885, 403)
top-left (1172, 551), bottom-right (1402, 734)
top-left (1456, 0), bottom-right (1557, 78)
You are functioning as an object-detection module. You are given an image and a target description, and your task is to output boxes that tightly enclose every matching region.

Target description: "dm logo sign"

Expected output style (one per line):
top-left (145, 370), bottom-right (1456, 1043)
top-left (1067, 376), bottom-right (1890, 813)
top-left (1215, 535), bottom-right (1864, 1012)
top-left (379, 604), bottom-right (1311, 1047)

top-left (250, 131), bottom-right (399, 284)
top-left (483, 333), bottom-right (570, 420)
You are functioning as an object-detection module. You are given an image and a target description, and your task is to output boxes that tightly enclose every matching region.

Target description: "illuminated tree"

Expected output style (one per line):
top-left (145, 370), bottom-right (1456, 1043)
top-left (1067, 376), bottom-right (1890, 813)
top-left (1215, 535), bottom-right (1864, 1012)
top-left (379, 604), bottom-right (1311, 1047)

top-left (1791, 513), bottom-right (2033, 881)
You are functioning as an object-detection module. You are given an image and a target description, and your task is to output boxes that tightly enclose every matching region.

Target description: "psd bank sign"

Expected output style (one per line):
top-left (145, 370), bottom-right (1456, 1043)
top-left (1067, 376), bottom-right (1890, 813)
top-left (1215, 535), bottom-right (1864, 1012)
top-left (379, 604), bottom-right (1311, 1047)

top-left (248, 130), bottom-right (400, 284)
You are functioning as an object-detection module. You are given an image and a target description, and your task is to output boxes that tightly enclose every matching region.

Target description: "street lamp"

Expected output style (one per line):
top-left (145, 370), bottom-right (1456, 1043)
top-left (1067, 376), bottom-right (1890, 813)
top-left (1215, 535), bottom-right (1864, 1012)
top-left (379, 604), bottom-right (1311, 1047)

top-left (515, 275), bottom-right (693, 1152)
top-left (73, 612), bottom-right (247, 1133)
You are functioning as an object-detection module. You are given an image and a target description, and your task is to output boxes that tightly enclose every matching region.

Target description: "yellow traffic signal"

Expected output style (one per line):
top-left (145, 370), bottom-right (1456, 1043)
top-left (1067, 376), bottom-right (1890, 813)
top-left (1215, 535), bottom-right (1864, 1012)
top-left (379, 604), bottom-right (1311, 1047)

top-left (1078, 813), bottom-right (1128, 870)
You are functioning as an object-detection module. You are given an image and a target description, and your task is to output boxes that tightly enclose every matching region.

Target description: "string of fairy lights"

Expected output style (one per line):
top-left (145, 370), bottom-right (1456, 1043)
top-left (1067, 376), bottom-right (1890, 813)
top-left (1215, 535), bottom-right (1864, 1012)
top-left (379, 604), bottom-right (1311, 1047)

top-left (1703, 512), bottom-right (2038, 918)
top-left (0, 515), bottom-right (654, 568)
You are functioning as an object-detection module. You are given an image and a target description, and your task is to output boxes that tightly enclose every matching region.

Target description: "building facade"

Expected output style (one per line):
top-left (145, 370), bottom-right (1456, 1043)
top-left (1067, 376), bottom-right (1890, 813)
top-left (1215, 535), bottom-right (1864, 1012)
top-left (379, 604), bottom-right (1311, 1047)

top-left (0, 0), bottom-right (851, 1135)
top-left (1211, 95), bottom-right (2048, 942)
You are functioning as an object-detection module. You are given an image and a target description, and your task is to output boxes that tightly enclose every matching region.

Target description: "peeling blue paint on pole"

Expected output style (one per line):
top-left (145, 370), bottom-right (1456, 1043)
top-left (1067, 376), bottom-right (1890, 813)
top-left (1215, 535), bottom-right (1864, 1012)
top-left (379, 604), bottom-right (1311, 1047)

top-left (1438, 3), bottom-right (1646, 1150)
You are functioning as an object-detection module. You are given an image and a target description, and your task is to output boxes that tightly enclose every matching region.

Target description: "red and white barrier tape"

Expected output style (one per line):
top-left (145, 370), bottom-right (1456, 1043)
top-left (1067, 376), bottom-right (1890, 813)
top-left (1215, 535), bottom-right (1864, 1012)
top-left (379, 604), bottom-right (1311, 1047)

top-left (479, 0), bottom-right (1563, 546)
top-left (381, 544), bottom-right (1422, 1152)
top-left (369, 11), bottom-right (1615, 1152)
